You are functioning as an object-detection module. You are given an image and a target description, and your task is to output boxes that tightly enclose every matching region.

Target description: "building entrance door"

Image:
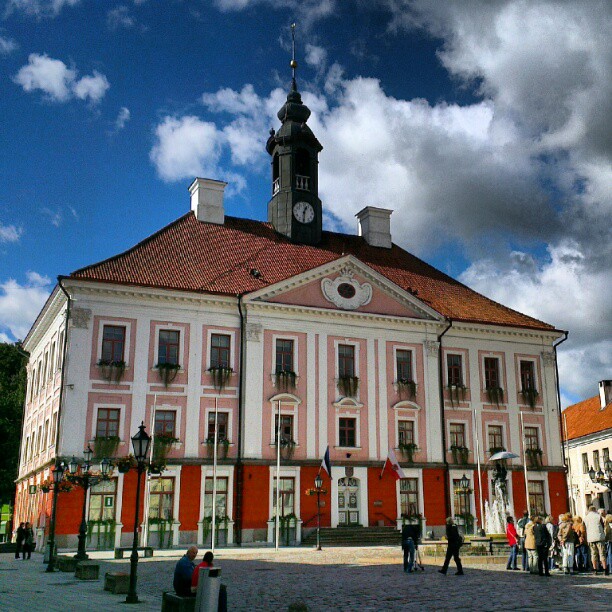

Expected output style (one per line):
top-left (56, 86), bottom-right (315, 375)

top-left (338, 477), bottom-right (360, 526)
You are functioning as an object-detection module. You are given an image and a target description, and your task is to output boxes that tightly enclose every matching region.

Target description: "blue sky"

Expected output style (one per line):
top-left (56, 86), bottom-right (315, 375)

top-left (0, 1), bottom-right (610, 405)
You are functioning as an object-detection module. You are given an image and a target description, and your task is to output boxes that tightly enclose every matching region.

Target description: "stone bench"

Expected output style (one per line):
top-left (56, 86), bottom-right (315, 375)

top-left (114, 546), bottom-right (154, 559)
top-left (75, 561), bottom-right (100, 580)
top-left (161, 591), bottom-right (196, 612)
top-left (104, 571), bottom-right (130, 594)
top-left (57, 555), bottom-right (79, 572)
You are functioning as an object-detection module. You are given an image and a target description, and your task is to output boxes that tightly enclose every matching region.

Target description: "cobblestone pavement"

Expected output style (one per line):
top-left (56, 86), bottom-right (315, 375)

top-left (1, 547), bottom-right (611, 611)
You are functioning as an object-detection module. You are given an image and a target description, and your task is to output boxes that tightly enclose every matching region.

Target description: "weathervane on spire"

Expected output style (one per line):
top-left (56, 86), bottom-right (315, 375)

top-left (290, 22), bottom-right (298, 91)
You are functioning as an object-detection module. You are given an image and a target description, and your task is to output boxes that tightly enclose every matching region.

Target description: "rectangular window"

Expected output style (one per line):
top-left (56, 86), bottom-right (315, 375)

top-left (484, 357), bottom-right (500, 390)
top-left (398, 420), bottom-right (415, 446)
top-left (520, 360), bottom-right (536, 392)
top-left (96, 408), bottom-right (120, 438)
top-left (101, 325), bottom-right (126, 362)
top-left (603, 448), bottom-right (610, 467)
top-left (210, 334), bottom-right (231, 369)
top-left (274, 415), bottom-right (294, 444)
top-left (339, 417), bottom-right (356, 447)
top-left (447, 354), bottom-right (463, 387)
top-left (154, 410), bottom-right (176, 437)
top-left (524, 426), bottom-right (539, 451)
top-left (528, 481), bottom-right (546, 516)
top-left (149, 477), bottom-right (174, 520)
top-left (88, 479), bottom-right (117, 521)
top-left (338, 344), bottom-right (355, 378)
top-left (449, 423), bottom-right (466, 448)
top-left (582, 452), bottom-right (590, 474)
top-left (275, 339), bottom-right (294, 373)
top-left (453, 479), bottom-right (470, 516)
top-left (207, 412), bottom-right (229, 442)
top-left (272, 477), bottom-right (295, 518)
top-left (593, 450), bottom-right (600, 471)
top-left (158, 330), bottom-right (180, 365)
top-left (488, 425), bottom-right (504, 451)
top-left (400, 478), bottom-right (419, 517)
top-left (43, 419), bottom-right (49, 450)
top-left (396, 349), bottom-right (413, 381)
top-left (204, 477), bottom-right (228, 519)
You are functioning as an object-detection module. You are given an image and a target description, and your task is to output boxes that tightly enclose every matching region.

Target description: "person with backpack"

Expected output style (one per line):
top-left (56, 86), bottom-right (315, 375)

top-left (557, 512), bottom-right (577, 574)
top-left (438, 517), bottom-right (464, 576)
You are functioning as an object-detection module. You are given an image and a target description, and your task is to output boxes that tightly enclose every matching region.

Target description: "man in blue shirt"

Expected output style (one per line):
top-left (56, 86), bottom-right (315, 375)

top-left (173, 546), bottom-right (198, 596)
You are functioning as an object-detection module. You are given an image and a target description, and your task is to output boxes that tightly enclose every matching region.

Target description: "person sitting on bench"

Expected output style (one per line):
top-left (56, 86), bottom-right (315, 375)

top-left (173, 546), bottom-right (198, 597)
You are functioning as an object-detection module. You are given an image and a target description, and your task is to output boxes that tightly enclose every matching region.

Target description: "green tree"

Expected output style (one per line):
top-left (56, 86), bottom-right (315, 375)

top-left (0, 343), bottom-right (28, 504)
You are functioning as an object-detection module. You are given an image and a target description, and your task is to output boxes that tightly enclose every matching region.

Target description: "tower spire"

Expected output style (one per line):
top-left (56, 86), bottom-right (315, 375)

top-left (290, 22), bottom-right (298, 92)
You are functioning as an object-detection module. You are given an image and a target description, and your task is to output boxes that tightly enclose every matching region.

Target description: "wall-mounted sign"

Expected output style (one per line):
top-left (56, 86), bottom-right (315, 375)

top-left (28, 485), bottom-right (37, 495)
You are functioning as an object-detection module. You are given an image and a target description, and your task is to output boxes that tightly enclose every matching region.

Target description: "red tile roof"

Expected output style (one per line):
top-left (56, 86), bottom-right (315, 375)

top-left (70, 213), bottom-right (556, 331)
top-left (564, 395), bottom-right (612, 441)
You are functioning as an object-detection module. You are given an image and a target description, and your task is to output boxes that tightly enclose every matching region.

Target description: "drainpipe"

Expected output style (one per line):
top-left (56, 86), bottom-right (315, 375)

top-left (437, 319), bottom-right (453, 518)
top-left (234, 292), bottom-right (248, 546)
top-left (553, 330), bottom-right (569, 510)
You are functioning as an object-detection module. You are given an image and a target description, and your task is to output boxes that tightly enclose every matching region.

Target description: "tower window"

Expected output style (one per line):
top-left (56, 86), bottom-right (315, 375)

top-left (295, 148), bottom-right (310, 191)
top-left (272, 154), bottom-right (280, 195)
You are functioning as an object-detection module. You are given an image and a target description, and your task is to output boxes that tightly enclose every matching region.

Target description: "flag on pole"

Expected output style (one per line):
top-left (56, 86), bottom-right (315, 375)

top-left (380, 448), bottom-right (405, 480)
top-left (320, 446), bottom-right (331, 477)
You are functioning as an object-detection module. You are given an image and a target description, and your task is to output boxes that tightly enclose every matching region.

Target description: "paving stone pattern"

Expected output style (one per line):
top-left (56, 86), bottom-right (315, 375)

top-left (1, 547), bottom-right (611, 611)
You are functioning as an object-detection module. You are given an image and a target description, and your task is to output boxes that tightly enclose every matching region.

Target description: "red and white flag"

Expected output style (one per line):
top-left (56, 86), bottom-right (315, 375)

top-left (381, 448), bottom-right (406, 480)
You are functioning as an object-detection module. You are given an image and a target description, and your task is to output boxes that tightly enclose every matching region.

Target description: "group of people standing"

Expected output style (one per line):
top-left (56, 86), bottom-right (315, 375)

top-left (14, 522), bottom-right (34, 560)
top-left (507, 506), bottom-right (612, 576)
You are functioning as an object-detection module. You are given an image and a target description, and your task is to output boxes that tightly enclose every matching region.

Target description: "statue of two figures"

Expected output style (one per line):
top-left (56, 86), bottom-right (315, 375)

top-left (484, 462), bottom-right (512, 535)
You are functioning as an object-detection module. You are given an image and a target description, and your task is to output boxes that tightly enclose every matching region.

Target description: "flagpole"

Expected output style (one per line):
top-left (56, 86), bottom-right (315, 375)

top-left (275, 400), bottom-right (281, 550)
top-left (473, 407), bottom-right (484, 534)
top-left (211, 396), bottom-right (219, 553)
top-left (562, 412), bottom-right (575, 515)
top-left (520, 411), bottom-right (531, 516)
top-left (142, 393), bottom-right (157, 546)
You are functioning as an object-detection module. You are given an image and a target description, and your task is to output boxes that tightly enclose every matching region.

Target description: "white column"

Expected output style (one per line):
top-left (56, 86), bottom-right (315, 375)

top-left (184, 322), bottom-right (203, 456)
top-left (318, 334), bottom-right (328, 457)
top-left (243, 321), bottom-right (264, 458)
top-left (366, 337), bottom-right (378, 459)
top-left (377, 337), bottom-right (388, 461)
top-left (423, 338), bottom-right (441, 462)
top-left (306, 332), bottom-right (316, 458)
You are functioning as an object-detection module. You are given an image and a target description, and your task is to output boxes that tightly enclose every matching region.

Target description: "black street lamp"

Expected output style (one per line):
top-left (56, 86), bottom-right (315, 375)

top-left (46, 460), bottom-right (66, 572)
top-left (126, 422), bottom-right (151, 605)
top-left (314, 473), bottom-right (323, 551)
top-left (68, 445), bottom-right (111, 561)
top-left (459, 473), bottom-right (471, 534)
top-left (588, 466), bottom-right (596, 482)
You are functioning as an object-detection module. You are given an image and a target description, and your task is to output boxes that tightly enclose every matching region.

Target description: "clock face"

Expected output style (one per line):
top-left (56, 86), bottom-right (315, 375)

top-left (293, 201), bottom-right (315, 224)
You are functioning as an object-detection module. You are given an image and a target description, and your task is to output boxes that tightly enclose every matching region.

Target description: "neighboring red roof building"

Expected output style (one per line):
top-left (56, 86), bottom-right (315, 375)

top-left (71, 213), bottom-right (554, 332)
top-left (565, 391), bottom-right (612, 441)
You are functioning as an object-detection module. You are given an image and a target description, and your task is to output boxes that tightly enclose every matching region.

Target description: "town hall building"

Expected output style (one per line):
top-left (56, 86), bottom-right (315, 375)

top-left (15, 67), bottom-right (568, 550)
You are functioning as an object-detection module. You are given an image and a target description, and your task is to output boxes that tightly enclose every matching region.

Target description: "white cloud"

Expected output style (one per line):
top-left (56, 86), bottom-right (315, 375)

top-left (5, 0), bottom-right (80, 18)
top-left (0, 35), bottom-right (18, 54)
top-left (150, 116), bottom-right (225, 182)
top-left (107, 6), bottom-right (135, 30)
top-left (0, 272), bottom-right (52, 342)
top-left (41, 207), bottom-right (62, 227)
top-left (305, 44), bottom-right (327, 68)
top-left (0, 223), bottom-right (22, 243)
top-left (114, 106), bottom-right (131, 131)
top-left (13, 53), bottom-right (110, 104)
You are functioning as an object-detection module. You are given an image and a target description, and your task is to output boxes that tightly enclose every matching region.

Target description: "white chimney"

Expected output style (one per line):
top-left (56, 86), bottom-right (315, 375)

top-left (189, 178), bottom-right (227, 224)
top-left (599, 380), bottom-right (612, 409)
top-left (356, 206), bottom-right (393, 248)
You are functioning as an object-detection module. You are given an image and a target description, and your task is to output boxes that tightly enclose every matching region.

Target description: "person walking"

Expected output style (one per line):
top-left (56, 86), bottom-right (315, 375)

top-left (604, 513), bottom-right (612, 576)
top-left (438, 517), bottom-right (464, 576)
top-left (573, 515), bottom-right (588, 572)
top-left (401, 524), bottom-right (417, 573)
top-left (557, 512), bottom-right (577, 574)
top-left (534, 517), bottom-right (552, 576)
top-left (545, 515), bottom-right (557, 571)
top-left (517, 511), bottom-right (529, 571)
top-left (524, 516), bottom-right (537, 573)
top-left (584, 505), bottom-right (607, 574)
top-left (23, 522), bottom-right (34, 559)
top-left (14, 523), bottom-right (25, 560)
top-left (506, 516), bottom-right (519, 570)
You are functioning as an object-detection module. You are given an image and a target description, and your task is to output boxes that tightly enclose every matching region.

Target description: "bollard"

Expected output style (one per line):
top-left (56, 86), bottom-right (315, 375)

top-left (194, 567), bottom-right (221, 612)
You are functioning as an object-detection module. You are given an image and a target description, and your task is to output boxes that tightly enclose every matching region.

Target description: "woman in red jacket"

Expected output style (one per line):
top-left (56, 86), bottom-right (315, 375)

top-left (506, 516), bottom-right (519, 570)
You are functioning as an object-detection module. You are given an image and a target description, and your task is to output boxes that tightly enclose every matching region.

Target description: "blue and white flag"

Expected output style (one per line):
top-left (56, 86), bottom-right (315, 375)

top-left (320, 445), bottom-right (331, 477)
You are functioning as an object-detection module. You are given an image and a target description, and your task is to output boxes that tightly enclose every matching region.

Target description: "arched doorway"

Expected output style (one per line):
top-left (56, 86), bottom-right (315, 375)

top-left (337, 477), bottom-right (360, 526)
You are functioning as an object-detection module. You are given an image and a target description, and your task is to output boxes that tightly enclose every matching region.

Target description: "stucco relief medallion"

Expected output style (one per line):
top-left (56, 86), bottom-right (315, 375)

top-left (321, 268), bottom-right (372, 310)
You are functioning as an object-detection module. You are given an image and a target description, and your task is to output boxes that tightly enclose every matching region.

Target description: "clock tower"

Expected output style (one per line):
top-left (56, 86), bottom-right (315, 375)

top-left (266, 27), bottom-right (323, 245)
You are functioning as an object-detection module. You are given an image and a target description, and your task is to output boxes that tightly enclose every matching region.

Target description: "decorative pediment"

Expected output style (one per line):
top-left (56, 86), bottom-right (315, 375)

top-left (245, 255), bottom-right (443, 322)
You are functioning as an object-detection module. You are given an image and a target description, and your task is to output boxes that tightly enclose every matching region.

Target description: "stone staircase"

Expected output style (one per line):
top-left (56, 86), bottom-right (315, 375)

top-left (302, 526), bottom-right (401, 547)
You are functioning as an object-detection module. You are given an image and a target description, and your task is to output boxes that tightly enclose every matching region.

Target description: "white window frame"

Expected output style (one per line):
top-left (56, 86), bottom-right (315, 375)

top-left (392, 401), bottom-right (420, 450)
top-left (395, 467), bottom-right (424, 519)
top-left (450, 469), bottom-right (475, 517)
top-left (206, 328), bottom-right (236, 371)
top-left (271, 334), bottom-right (300, 376)
top-left (481, 352), bottom-right (505, 392)
top-left (91, 403), bottom-right (125, 441)
top-left (268, 465), bottom-right (301, 520)
top-left (447, 419), bottom-right (470, 450)
top-left (486, 422), bottom-right (506, 452)
top-left (153, 324), bottom-right (186, 368)
top-left (334, 399), bottom-right (361, 449)
top-left (393, 345), bottom-right (414, 382)
top-left (97, 319), bottom-right (132, 365)
top-left (445, 351), bottom-right (466, 387)
top-left (268, 394), bottom-right (301, 445)
top-left (204, 407), bottom-right (234, 444)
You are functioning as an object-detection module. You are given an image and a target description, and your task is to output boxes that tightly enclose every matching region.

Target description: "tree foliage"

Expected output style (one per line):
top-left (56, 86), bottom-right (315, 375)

top-left (0, 343), bottom-right (28, 504)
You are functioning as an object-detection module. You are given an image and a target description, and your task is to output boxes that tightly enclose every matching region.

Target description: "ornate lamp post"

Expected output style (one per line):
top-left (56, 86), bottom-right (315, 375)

top-left (126, 422), bottom-right (151, 605)
top-left (459, 473), bottom-right (471, 534)
top-left (306, 473), bottom-right (327, 551)
top-left (46, 460), bottom-right (66, 572)
top-left (68, 445), bottom-right (111, 561)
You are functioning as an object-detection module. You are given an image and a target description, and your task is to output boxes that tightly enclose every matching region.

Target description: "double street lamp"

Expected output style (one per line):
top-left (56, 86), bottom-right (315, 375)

top-left (588, 459), bottom-right (612, 487)
top-left (126, 422), bottom-right (152, 605)
top-left (46, 460), bottom-right (66, 572)
top-left (67, 445), bottom-right (111, 561)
